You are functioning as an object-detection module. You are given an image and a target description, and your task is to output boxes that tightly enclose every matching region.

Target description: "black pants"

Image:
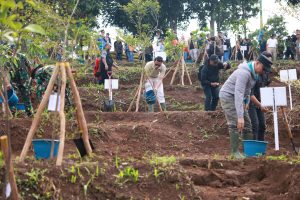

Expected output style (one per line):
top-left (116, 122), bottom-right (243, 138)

top-left (285, 48), bottom-right (295, 60)
top-left (116, 52), bottom-right (122, 61)
top-left (248, 104), bottom-right (266, 141)
top-left (203, 85), bottom-right (219, 111)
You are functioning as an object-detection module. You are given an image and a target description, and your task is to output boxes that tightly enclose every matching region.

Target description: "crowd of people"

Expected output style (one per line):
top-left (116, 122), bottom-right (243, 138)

top-left (1, 28), bottom-right (299, 159)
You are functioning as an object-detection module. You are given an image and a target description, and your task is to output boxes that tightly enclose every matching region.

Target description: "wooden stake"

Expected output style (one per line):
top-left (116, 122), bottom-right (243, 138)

top-left (135, 71), bottom-right (144, 112)
top-left (127, 86), bottom-right (139, 112)
top-left (170, 59), bottom-right (180, 85)
top-left (65, 62), bottom-right (92, 155)
top-left (184, 60), bottom-right (193, 85)
top-left (181, 56), bottom-right (185, 85)
top-left (56, 63), bottom-right (67, 166)
top-left (0, 90), bottom-right (13, 118)
top-left (19, 64), bottom-right (60, 162)
top-left (1, 135), bottom-right (19, 200)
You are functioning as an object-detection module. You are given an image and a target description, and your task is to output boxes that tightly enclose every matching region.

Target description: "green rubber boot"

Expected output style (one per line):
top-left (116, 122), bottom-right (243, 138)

top-left (230, 131), bottom-right (245, 159)
top-left (148, 104), bottom-right (154, 112)
top-left (160, 103), bottom-right (167, 111)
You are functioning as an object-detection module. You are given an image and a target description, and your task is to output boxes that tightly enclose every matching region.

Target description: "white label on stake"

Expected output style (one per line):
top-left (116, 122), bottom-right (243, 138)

top-left (6, 183), bottom-right (11, 198)
top-left (240, 46), bottom-right (247, 51)
top-left (260, 87), bottom-right (287, 107)
top-left (280, 69), bottom-right (297, 82)
top-left (82, 46), bottom-right (89, 51)
top-left (104, 79), bottom-right (119, 90)
top-left (48, 93), bottom-right (60, 112)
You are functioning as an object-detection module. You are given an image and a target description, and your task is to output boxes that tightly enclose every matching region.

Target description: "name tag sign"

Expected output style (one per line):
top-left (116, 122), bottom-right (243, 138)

top-left (48, 93), bottom-right (60, 112)
top-left (154, 51), bottom-right (167, 61)
top-left (260, 87), bottom-right (287, 151)
top-left (240, 46), bottom-right (247, 51)
top-left (82, 46), bottom-right (89, 51)
top-left (260, 87), bottom-right (287, 107)
top-left (280, 69), bottom-right (297, 82)
top-left (104, 79), bottom-right (119, 90)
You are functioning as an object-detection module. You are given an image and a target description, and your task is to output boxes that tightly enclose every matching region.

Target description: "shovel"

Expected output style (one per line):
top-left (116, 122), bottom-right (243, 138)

top-left (103, 71), bottom-right (115, 112)
top-left (280, 107), bottom-right (299, 155)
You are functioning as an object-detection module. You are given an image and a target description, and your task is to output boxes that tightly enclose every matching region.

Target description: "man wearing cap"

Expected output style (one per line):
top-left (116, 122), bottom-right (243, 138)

top-left (219, 52), bottom-right (273, 159)
top-left (200, 54), bottom-right (231, 111)
top-left (296, 30), bottom-right (300, 60)
top-left (144, 56), bottom-right (167, 112)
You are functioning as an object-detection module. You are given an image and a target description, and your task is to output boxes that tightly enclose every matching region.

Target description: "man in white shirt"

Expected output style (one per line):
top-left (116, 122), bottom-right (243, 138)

top-left (144, 56), bottom-right (167, 112)
top-left (267, 34), bottom-right (278, 61)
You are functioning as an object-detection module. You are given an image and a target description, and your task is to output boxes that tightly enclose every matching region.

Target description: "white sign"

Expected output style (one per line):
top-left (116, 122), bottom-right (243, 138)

top-left (104, 79), bottom-right (119, 90)
top-left (280, 69), bottom-right (298, 109)
top-left (48, 93), bottom-right (60, 112)
top-left (82, 46), bottom-right (89, 51)
top-left (260, 87), bottom-right (288, 151)
top-left (154, 51), bottom-right (167, 61)
top-left (280, 69), bottom-right (297, 82)
top-left (240, 46), bottom-right (247, 51)
top-left (223, 45), bottom-right (227, 51)
top-left (260, 87), bottom-right (287, 107)
top-left (6, 183), bottom-right (11, 198)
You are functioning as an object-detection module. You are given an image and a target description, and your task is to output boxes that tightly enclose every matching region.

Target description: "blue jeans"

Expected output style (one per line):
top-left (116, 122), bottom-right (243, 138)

top-left (116, 52), bottom-right (122, 61)
top-left (127, 52), bottom-right (134, 62)
top-left (248, 104), bottom-right (266, 141)
top-left (223, 50), bottom-right (230, 62)
top-left (203, 85), bottom-right (220, 111)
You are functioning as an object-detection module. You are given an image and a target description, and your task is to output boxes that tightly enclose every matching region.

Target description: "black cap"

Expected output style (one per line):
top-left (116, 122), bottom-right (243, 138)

top-left (209, 54), bottom-right (220, 63)
top-left (257, 53), bottom-right (273, 72)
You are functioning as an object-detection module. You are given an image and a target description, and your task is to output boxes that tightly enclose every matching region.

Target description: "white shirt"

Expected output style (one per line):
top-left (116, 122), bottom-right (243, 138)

top-left (267, 38), bottom-right (278, 48)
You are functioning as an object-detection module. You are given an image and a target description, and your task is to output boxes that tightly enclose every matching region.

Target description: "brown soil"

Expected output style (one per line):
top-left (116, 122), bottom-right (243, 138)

top-left (1, 62), bottom-right (300, 199)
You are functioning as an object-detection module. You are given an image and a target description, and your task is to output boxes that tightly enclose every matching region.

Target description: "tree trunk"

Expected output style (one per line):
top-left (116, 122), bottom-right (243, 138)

top-left (210, 15), bottom-right (216, 36)
top-left (170, 18), bottom-right (178, 33)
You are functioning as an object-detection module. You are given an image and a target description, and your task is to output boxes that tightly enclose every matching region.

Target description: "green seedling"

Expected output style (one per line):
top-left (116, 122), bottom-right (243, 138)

top-left (267, 154), bottom-right (288, 161)
top-left (118, 166), bottom-right (139, 183)
top-left (150, 155), bottom-right (176, 167)
top-left (95, 165), bottom-right (99, 177)
top-left (71, 175), bottom-right (77, 183)
top-left (0, 151), bottom-right (3, 168)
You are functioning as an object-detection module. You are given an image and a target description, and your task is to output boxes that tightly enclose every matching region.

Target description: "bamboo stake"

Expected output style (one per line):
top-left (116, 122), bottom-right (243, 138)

top-left (1, 135), bottom-right (19, 200)
top-left (184, 59), bottom-right (193, 85)
top-left (170, 59), bottom-right (180, 85)
top-left (65, 62), bottom-right (92, 155)
top-left (56, 63), bottom-right (67, 166)
top-left (127, 86), bottom-right (139, 112)
top-left (181, 56), bottom-right (185, 85)
top-left (135, 71), bottom-right (145, 112)
top-left (19, 64), bottom-right (60, 162)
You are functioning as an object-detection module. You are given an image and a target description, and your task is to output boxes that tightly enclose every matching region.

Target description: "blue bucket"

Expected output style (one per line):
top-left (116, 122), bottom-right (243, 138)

top-left (32, 139), bottom-right (60, 159)
top-left (0, 89), bottom-right (19, 107)
top-left (243, 140), bottom-right (268, 157)
top-left (145, 90), bottom-right (156, 105)
top-left (16, 103), bottom-right (26, 111)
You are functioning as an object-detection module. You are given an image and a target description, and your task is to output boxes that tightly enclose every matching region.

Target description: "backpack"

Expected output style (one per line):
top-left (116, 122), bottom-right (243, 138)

top-left (198, 64), bottom-right (204, 81)
top-left (93, 57), bottom-right (101, 77)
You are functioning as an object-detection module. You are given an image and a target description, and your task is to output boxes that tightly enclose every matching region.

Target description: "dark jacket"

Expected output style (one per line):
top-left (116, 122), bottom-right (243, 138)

top-left (114, 41), bottom-right (123, 53)
top-left (200, 60), bottom-right (226, 86)
top-left (251, 73), bottom-right (271, 103)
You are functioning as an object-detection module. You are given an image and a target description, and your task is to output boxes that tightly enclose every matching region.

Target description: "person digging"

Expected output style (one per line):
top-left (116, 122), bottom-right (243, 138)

top-left (219, 52), bottom-right (273, 159)
top-left (144, 56), bottom-right (167, 112)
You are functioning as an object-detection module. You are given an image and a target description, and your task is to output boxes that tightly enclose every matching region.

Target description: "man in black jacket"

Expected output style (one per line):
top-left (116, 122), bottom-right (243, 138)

top-left (200, 54), bottom-right (230, 111)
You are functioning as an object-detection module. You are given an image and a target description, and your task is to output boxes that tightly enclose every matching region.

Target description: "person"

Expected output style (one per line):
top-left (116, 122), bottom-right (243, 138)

top-left (94, 43), bottom-right (116, 84)
top-left (267, 34), bottom-right (278, 61)
top-left (144, 56), bottom-right (167, 112)
top-left (200, 54), bottom-right (231, 111)
top-left (114, 37), bottom-right (123, 63)
top-left (223, 34), bottom-right (231, 62)
top-left (128, 44), bottom-right (135, 63)
top-left (248, 53), bottom-right (272, 141)
top-left (259, 36), bottom-right (267, 53)
top-left (105, 33), bottom-right (111, 44)
top-left (7, 45), bottom-right (33, 116)
top-left (145, 46), bottom-right (154, 62)
top-left (97, 30), bottom-right (107, 51)
top-left (188, 32), bottom-right (199, 62)
top-left (219, 52), bottom-right (273, 159)
top-left (285, 36), bottom-right (295, 60)
top-left (295, 30), bottom-right (300, 60)
top-left (207, 37), bottom-right (224, 60)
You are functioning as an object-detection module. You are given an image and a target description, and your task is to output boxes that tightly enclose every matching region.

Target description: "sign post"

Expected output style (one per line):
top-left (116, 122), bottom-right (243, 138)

top-left (280, 69), bottom-right (297, 110)
top-left (260, 87), bottom-right (287, 150)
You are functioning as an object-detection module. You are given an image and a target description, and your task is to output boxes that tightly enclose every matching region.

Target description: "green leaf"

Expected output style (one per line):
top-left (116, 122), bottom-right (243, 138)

top-left (23, 24), bottom-right (46, 35)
